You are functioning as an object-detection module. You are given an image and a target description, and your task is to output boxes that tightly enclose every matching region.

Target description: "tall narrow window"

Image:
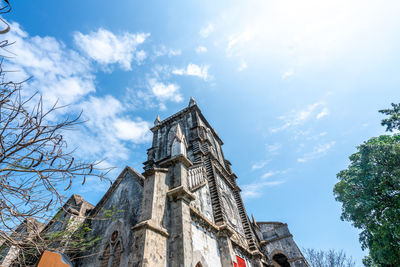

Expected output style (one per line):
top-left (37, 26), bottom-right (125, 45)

top-left (100, 244), bottom-right (111, 267)
top-left (112, 241), bottom-right (121, 267)
top-left (100, 230), bottom-right (122, 267)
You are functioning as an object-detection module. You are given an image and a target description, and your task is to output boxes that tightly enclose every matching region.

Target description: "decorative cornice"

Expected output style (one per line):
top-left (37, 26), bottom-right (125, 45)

top-left (142, 167), bottom-right (169, 177)
top-left (167, 186), bottom-right (195, 203)
top-left (189, 206), bottom-right (219, 233)
top-left (217, 223), bottom-right (235, 237)
top-left (131, 220), bottom-right (169, 238)
top-left (159, 154), bottom-right (193, 168)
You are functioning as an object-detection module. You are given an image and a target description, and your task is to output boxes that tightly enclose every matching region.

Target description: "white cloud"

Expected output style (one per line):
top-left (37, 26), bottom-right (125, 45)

top-left (281, 69), bottom-right (294, 80)
top-left (173, 63), bottom-right (210, 81)
top-left (153, 45), bottom-right (181, 57)
top-left (73, 95), bottom-right (152, 162)
top-left (261, 171), bottom-right (276, 179)
top-left (114, 119), bottom-right (151, 142)
top-left (266, 143), bottom-right (281, 153)
top-left (4, 22), bottom-right (94, 108)
top-left (128, 65), bottom-right (186, 110)
top-left (251, 160), bottom-right (270, 170)
top-left (195, 46), bottom-right (208, 53)
top-left (135, 50), bottom-right (147, 62)
top-left (148, 78), bottom-right (183, 103)
top-left (316, 107), bottom-right (329, 119)
top-left (200, 24), bottom-right (214, 38)
top-left (226, 29), bottom-right (256, 57)
top-left (261, 169), bottom-right (288, 179)
top-left (292, 130), bottom-right (328, 141)
top-left (242, 180), bottom-right (285, 199)
top-left (270, 102), bottom-right (328, 133)
top-left (237, 61), bottom-right (248, 72)
top-left (74, 28), bottom-right (150, 70)
top-left (4, 22), bottom-right (152, 172)
top-left (220, 0), bottom-right (400, 71)
top-left (297, 141), bottom-right (336, 163)
top-left (244, 168), bottom-right (288, 198)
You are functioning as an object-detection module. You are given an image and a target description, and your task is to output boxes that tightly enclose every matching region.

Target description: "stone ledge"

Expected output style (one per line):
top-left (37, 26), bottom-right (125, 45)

top-left (142, 167), bottom-right (169, 177)
top-left (159, 154), bottom-right (193, 168)
top-left (167, 186), bottom-right (195, 203)
top-left (189, 180), bottom-right (207, 192)
top-left (264, 234), bottom-right (293, 244)
top-left (189, 206), bottom-right (219, 232)
top-left (131, 220), bottom-right (169, 238)
top-left (217, 223), bottom-right (235, 237)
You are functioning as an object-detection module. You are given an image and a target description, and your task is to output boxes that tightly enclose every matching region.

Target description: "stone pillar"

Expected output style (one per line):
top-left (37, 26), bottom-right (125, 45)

top-left (164, 155), bottom-right (195, 267)
top-left (217, 226), bottom-right (237, 267)
top-left (130, 168), bottom-right (169, 267)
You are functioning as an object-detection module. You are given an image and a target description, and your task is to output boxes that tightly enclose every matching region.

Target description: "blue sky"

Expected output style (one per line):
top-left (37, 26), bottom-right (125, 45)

top-left (4, 0), bottom-right (400, 264)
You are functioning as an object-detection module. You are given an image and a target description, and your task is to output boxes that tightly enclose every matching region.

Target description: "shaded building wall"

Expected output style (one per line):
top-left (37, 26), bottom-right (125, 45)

top-left (75, 167), bottom-right (144, 267)
top-left (255, 222), bottom-right (309, 267)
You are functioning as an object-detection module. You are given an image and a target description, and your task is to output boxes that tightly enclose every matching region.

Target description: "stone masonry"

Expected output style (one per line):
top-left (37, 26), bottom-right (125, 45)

top-left (1, 97), bottom-right (309, 267)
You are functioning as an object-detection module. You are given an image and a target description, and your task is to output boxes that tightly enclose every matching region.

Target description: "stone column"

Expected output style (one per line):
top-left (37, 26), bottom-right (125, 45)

top-left (130, 168), bottom-right (169, 267)
top-left (217, 225), bottom-right (237, 267)
top-left (164, 155), bottom-right (195, 267)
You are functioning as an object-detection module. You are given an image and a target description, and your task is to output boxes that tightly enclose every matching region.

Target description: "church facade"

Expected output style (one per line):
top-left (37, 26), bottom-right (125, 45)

top-left (1, 98), bottom-right (309, 267)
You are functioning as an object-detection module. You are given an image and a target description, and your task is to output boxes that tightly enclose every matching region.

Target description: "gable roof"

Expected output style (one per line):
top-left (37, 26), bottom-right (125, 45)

top-left (88, 166), bottom-right (144, 217)
top-left (41, 194), bottom-right (94, 233)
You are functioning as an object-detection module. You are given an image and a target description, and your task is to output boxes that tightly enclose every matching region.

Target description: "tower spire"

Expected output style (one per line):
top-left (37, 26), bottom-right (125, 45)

top-left (188, 96), bottom-right (197, 107)
top-left (175, 123), bottom-right (184, 141)
top-left (154, 114), bottom-right (161, 125)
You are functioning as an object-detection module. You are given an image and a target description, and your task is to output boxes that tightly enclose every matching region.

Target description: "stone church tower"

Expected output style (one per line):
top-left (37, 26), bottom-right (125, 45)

top-left (1, 98), bottom-right (309, 267)
top-left (126, 97), bottom-right (308, 267)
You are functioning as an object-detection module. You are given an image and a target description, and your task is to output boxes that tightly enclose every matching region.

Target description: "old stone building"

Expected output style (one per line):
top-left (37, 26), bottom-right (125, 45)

top-left (1, 98), bottom-right (309, 267)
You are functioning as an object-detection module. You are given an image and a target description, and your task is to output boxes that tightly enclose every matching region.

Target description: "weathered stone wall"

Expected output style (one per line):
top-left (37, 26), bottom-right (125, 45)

top-left (190, 221), bottom-right (222, 267)
top-left (257, 222), bottom-right (309, 267)
top-left (216, 173), bottom-right (244, 235)
top-left (190, 180), bottom-right (214, 223)
top-left (76, 168), bottom-right (143, 267)
top-left (149, 109), bottom-right (195, 164)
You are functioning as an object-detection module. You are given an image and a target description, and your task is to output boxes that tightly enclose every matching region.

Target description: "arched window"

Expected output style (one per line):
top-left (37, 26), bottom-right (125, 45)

top-left (100, 230), bottom-right (123, 267)
top-left (195, 262), bottom-right (203, 267)
top-left (272, 253), bottom-right (290, 267)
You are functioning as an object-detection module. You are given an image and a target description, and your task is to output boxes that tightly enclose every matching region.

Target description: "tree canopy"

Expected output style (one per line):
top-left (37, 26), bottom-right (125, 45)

top-left (334, 104), bottom-right (400, 266)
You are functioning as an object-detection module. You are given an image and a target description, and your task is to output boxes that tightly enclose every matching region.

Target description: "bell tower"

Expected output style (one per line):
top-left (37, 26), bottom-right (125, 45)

top-left (129, 97), bottom-right (307, 267)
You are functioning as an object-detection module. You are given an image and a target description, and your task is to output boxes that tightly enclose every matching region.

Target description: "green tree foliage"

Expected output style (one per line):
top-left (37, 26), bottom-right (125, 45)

top-left (334, 103), bottom-right (400, 266)
top-left (379, 103), bottom-right (400, 132)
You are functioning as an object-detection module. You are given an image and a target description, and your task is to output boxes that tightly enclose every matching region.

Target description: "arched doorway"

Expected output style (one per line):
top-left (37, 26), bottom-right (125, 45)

top-left (272, 253), bottom-right (290, 267)
top-left (195, 262), bottom-right (203, 267)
